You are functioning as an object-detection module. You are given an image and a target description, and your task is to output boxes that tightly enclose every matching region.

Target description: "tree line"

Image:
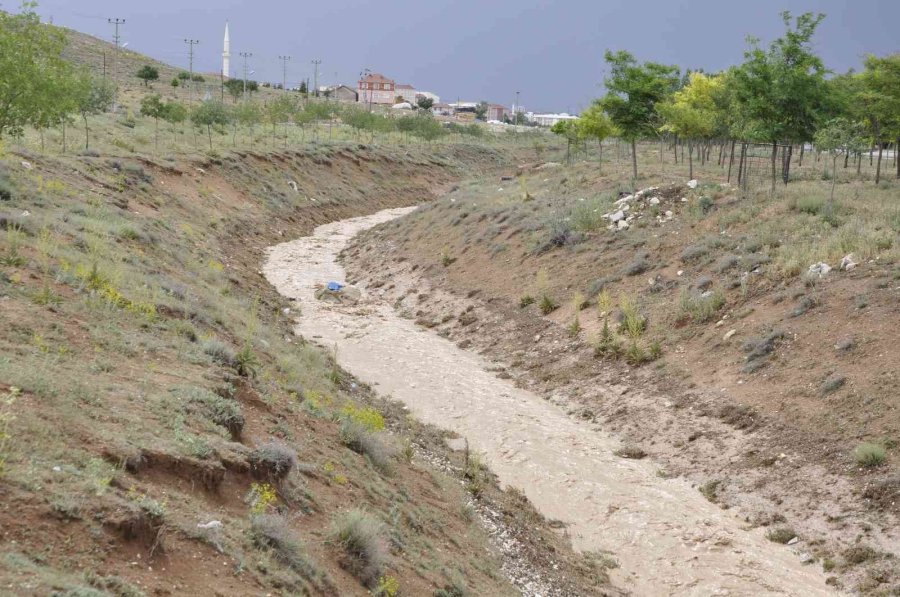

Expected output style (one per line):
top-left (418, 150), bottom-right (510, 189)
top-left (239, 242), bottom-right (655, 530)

top-left (552, 12), bottom-right (900, 185)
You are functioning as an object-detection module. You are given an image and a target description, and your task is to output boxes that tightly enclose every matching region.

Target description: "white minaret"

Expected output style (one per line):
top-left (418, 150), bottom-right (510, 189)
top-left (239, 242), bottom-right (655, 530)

top-left (222, 22), bottom-right (230, 78)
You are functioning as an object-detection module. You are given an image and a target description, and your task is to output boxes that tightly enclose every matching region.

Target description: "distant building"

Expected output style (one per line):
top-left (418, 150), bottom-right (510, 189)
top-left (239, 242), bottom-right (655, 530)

top-left (358, 73), bottom-right (396, 105)
top-left (395, 84), bottom-right (417, 104)
top-left (487, 104), bottom-right (508, 122)
top-left (431, 102), bottom-right (453, 116)
top-left (329, 85), bottom-right (358, 103)
top-left (528, 112), bottom-right (578, 127)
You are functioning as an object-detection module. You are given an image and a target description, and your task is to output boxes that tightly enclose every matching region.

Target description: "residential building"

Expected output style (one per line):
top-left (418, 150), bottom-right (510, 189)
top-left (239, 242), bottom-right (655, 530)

top-left (329, 85), bottom-right (358, 103)
top-left (396, 83), bottom-right (417, 104)
top-left (528, 112), bottom-right (578, 127)
top-left (357, 73), bottom-right (396, 105)
top-left (487, 104), bottom-right (508, 122)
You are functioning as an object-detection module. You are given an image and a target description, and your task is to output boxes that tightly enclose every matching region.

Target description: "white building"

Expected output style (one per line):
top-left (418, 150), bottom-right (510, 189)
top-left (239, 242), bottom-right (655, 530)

top-left (527, 112), bottom-right (578, 127)
top-left (222, 22), bottom-right (230, 78)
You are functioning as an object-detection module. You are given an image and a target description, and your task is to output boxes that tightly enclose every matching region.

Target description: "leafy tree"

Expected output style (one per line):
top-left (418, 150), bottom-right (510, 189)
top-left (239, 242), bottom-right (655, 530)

top-left (191, 101), bottom-right (230, 150)
top-left (73, 75), bottom-right (114, 150)
top-left (224, 78), bottom-right (244, 102)
top-left (857, 53), bottom-right (900, 183)
top-left (417, 96), bottom-right (434, 110)
top-left (813, 118), bottom-right (867, 200)
top-left (232, 101), bottom-right (261, 147)
top-left (578, 102), bottom-right (615, 172)
top-left (298, 81), bottom-right (308, 95)
top-left (140, 94), bottom-right (167, 149)
top-left (170, 77), bottom-right (180, 89)
top-left (191, 74), bottom-right (205, 83)
top-left (263, 95), bottom-right (296, 146)
top-left (551, 119), bottom-right (583, 164)
top-left (474, 101), bottom-right (489, 121)
top-left (599, 50), bottom-right (680, 179)
top-left (731, 12), bottom-right (828, 187)
top-left (177, 71), bottom-right (191, 81)
top-left (658, 72), bottom-right (724, 178)
top-left (136, 65), bottom-right (159, 87)
top-left (0, 5), bottom-right (75, 139)
top-left (161, 100), bottom-right (187, 146)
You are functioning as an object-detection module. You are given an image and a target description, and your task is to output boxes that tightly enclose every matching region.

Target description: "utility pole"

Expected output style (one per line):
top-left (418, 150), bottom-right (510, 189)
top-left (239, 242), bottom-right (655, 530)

top-left (514, 90), bottom-right (521, 137)
top-left (108, 18), bottom-right (125, 86)
top-left (311, 59), bottom-right (321, 97)
top-left (184, 39), bottom-right (200, 102)
top-left (278, 55), bottom-right (292, 92)
top-left (240, 52), bottom-right (252, 100)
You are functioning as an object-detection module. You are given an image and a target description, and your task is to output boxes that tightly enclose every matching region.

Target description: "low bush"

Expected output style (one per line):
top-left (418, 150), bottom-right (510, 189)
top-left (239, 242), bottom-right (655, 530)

top-left (203, 339), bottom-right (236, 367)
top-left (251, 514), bottom-right (332, 590)
top-left (249, 441), bottom-right (298, 480)
top-left (766, 527), bottom-right (797, 544)
top-left (330, 509), bottom-right (389, 587)
top-left (854, 442), bottom-right (886, 468)
top-left (340, 421), bottom-right (396, 472)
top-left (679, 289), bottom-right (725, 323)
top-left (538, 294), bottom-right (558, 315)
top-left (518, 295), bottom-right (535, 308)
top-left (178, 386), bottom-right (244, 438)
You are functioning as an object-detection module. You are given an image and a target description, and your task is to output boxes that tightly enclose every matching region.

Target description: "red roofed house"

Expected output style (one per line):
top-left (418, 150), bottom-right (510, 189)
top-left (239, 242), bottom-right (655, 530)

top-left (358, 73), bottom-right (396, 105)
top-left (487, 104), bottom-right (509, 121)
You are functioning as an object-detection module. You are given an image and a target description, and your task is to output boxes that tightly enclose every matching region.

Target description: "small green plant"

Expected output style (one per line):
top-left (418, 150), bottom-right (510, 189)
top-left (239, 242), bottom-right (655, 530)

top-left (248, 482), bottom-right (279, 515)
top-left (440, 251), bottom-right (456, 267)
top-left (538, 294), bottom-right (559, 315)
top-left (625, 341), bottom-right (648, 366)
top-left (235, 343), bottom-right (259, 377)
top-left (648, 341), bottom-right (663, 360)
top-left (594, 319), bottom-right (622, 359)
top-left (1, 224), bottom-right (25, 267)
top-left (619, 295), bottom-right (646, 338)
top-left (340, 403), bottom-right (385, 432)
top-left (679, 289), bottom-right (726, 323)
top-left (854, 442), bottom-right (886, 468)
top-left (375, 575), bottom-right (400, 597)
top-left (0, 387), bottom-right (19, 477)
top-left (519, 295), bottom-right (535, 308)
top-left (766, 527), bottom-right (797, 544)
top-left (567, 317), bottom-right (581, 337)
top-left (330, 509), bottom-right (388, 587)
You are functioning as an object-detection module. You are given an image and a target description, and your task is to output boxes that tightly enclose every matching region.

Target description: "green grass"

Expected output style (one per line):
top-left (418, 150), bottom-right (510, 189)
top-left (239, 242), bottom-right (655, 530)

top-left (854, 442), bottom-right (886, 468)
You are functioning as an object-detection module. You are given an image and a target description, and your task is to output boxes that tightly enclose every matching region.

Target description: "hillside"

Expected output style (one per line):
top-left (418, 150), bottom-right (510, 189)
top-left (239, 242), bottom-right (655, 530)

top-left (0, 27), bottom-right (617, 597)
top-left (344, 145), bottom-right (900, 594)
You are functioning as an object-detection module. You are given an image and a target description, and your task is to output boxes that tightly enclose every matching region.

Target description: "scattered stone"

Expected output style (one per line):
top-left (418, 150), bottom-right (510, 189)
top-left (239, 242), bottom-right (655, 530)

top-left (446, 437), bottom-right (468, 452)
top-left (840, 254), bottom-right (857, 271)
top-left (665, 210), bottom-right (674, 218)
top-left (834, 338), bottom-right (854, 352)
top-left (20, 161), bottom-right (33, 170)
top-left (287, 180), bottom-right (299, 193)
top-left (649, 197), bottom-right (660, 205)
top-left (609, 210), bottom-right (625, 223)
top-left (820, 373), bottom-right (847, 395)
top-left (617, 220), bottom-right (629, 230)
top-left (614, 446), bottom-right (647, 459)
top-left (687, 179), bottom-right (698, 189)
top-left (724, 329), bottom-right (737, 341)
top-left (808, 262), bottom-right (831, 277)
top-left (787, 537), bottom-right (799, 545)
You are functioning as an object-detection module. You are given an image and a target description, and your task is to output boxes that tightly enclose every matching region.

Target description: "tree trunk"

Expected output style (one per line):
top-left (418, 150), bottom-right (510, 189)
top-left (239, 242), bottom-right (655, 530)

top-left (207, 124), bottom-right (213, 151)
top-left (83, 114), bottom-right (90, 150)
top-left (770, 140), bottom-right (777, 192)
top-left (40, 130), bottom-right (45, 153)
top-left (799, 143), bottom-right (804, 167)
top-left (727, 139), bottom-right (736, 183)
top-left (598, 142), bottom-right (603, 175)
top-left (62, 120), bottom-right (67, 153)
top-left (830, 155), bottom-right (837, 202)
top-left (857, 152), bottom-right (862, 176)
top-left (630, 139), bottom-right (638, 181)
top-left (155, 118), bottom-right (159, 151)
top-left (844, 151), bottom-right (850, 169)
top-left (673, 134), bottom-right (678, 164)
top-left (737, 143), bottom-right (746, 186)
top-left (875, 143), bottom-right (883, 184)
top-left (718, 141), bottom-right (724, 166)
top-left (688, 139), bottom-right (693, 180)
top-left (896, 138), bottom-right (899, 179)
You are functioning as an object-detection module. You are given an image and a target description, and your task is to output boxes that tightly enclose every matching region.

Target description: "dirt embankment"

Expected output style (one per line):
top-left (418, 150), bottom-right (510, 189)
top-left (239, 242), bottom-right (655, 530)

top-left (342, 161), bottom-right (900, 595)
top-left (0, 143), bottom-right (614, 596)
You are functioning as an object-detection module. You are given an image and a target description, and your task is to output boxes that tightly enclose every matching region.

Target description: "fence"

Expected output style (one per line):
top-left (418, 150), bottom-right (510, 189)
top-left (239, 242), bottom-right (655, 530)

top-left (727, 142), bottom-right (793, 193)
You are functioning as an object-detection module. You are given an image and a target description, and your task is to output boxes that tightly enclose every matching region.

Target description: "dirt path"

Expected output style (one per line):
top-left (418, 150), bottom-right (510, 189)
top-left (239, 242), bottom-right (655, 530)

top-left (263, 207), bottom-right (837, 597)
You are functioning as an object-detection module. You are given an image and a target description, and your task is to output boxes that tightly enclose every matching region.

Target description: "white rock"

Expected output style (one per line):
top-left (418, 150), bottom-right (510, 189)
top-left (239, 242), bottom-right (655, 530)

top-left (609, 210), bottom-right (626, 223)
top-left (677, 270), bottom-right (684, 276)
top-left (665, 210), bottom-right (674, 218)
top-left (787, 537), bottom-right (799, 545)
top-left (687, 179), bottom-right (698, 189)
top-left (840, 254), bottom-right (857, 271)
top-left (20, 161), bottom-right (33, 170)
top-left (649, 197), bottom-right (660, 205)
top-left (197, 520), bottom-right (223, 530)
top-left (617, 220), bottom-right (629, 230)
top-left (680, 197), bottom-right (688, 202)
top-left (723, 329), bottom-right (737, 340)
top-left (808, 262), bottom-right (832, 277)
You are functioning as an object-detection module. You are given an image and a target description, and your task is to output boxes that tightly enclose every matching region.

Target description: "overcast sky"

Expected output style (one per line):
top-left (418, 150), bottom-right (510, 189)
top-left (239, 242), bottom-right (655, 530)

top-left (31, 0), bottom-right (900, 112)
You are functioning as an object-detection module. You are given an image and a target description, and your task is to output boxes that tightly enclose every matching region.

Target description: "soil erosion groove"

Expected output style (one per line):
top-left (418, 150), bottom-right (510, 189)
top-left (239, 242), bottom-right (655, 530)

top-left (263, 206), bottom-right (836, 597)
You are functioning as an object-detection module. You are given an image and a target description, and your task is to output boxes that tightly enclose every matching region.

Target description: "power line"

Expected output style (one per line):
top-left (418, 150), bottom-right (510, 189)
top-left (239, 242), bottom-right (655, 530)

top-left (311, 59), bottom-right (321, 97)
top-left (184, 39), bottom-right (200, 102)
top-left (278, 55), bottom-right (292, 92)
top-left (108, 17), bottom-right (125, 87)
top-left (239, 52), bottom-right (252, 100)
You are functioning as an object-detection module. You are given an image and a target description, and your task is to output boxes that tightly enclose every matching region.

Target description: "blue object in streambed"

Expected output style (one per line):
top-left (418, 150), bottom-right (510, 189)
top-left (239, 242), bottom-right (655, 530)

top-left (327, 281), bottom-right (344, 291)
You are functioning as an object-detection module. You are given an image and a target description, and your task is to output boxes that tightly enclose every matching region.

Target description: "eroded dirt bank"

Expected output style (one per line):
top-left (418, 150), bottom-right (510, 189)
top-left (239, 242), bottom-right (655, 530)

top-left (265, 207), bottom-right (836, 596)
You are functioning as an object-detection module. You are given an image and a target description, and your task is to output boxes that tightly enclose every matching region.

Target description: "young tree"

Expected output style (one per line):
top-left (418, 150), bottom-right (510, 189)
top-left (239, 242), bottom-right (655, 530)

top-left (161, 100), bottom-right (187, 147)
top-left (474, 101), bottom-right (489, 121)
top-left (731, 12), bottom-right (828, 188)
top-left (857, 54), bottom-right (900, 183)
top-left (232, 101), bottom-right (261, 147)
top-left (416, 96), bottom-right (434, 111)
top-left (264, 95), bottom-right (296, 147)
top-left (551, 119), bottom-right (582, 164)
top-left (224, 78), bottom-right (245, 103)
top-left (73, 76), bottom-right (115, 150)
top-left (658, 72), bottom-right (723, 179)
top-left (140, 94), bottom-right (167, 150)
top-left (599, 50), bottom-right (680, 180)
top-left (191, 101), bottom-right (230, 150)
top-left (814, 118), bottom-right (867, 200)
top-left (136, 65), bottom-right (159, 87)
top-left (0, 6), bottom-right (74, 139)
top-left (578, 102), bottom-right (615, 172)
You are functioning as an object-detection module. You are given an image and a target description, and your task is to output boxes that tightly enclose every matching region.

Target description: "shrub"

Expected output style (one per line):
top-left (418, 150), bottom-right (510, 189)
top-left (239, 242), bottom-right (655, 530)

top-left (179, 386), bottom-right (244, 438)
top-left (251, 514), bottom-right (331, 589)
top-left (680, 243), bottom-right (710, 263)
top-left (843, 544), bottom-right (879, 565)
top-left (249, 441), bottom-right (298, 480)
top-left (340, 421), bottom-right (396, 472)
top-left (623, 256), bottom-right (649, 276)
top-left (518, 295), bottom-right (535, 308)
top-left (538, 294), bottom-right (558, 315)
top-left (235, 344), bottom-right (260, 377)
top-left (330, 509), bottom-right (388, 587)
top-left (614, 445), bottom-right (646, 459)
top-left (203, 339), bottom-right (236, 367)
top-left (340, 404), bottom-right (385, 432)
top-left (766, 527), bottom-right (797, 544)
top-left (854, 442), bottom-right (886, 468)
top-left (679, 289), bottom-right (725, 323)
top-left (619, 295), bottom-right (646, 338)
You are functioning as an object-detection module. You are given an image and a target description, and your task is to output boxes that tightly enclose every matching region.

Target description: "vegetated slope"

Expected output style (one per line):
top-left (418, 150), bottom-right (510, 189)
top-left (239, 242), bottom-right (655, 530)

top-left (344, 146), bottom-right (900, 594)
top-left (0, 140), bottom-right (619, 596)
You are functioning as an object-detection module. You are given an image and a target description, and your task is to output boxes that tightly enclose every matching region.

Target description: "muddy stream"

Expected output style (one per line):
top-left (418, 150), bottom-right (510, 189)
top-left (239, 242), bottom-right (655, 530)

top-left (263, 207), bottom-right (836, 596)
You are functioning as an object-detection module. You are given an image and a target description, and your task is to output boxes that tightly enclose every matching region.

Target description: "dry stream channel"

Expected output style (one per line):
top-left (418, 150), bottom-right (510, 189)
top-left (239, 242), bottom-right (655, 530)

top-left (264, 206), bottom-right (837, 597)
